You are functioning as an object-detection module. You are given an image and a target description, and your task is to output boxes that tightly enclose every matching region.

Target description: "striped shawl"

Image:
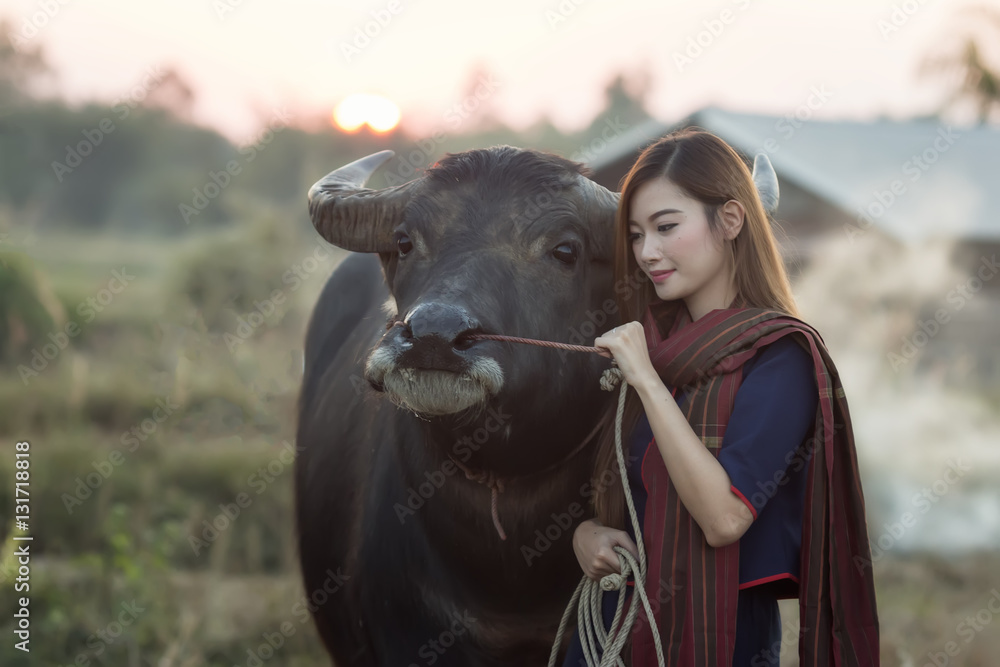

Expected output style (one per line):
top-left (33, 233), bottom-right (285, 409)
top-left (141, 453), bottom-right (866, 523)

top-left (627, 298), bottom-right (879, 666)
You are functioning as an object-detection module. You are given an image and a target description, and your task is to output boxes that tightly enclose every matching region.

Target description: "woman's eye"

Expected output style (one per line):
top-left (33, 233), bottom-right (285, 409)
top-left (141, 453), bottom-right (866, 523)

top-left (628, 233), bottom-right (641, 243)
top-left (657, 223), bottom-right (677, 233)
top-left (551, 242), bottom-right (578, 265)
top-left (396, 232), bottom-right (413, 256)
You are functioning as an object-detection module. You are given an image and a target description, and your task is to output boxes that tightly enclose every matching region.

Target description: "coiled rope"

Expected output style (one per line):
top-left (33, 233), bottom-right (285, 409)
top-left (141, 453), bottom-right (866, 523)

top-left (464, 331), bottom-right (665, 667)
top-left (545, 366), bottom-right (665, 667)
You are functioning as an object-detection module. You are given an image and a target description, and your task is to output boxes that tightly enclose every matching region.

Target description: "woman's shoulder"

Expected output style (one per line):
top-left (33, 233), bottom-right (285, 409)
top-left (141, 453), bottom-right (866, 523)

top-left (743, 333), bottom-right (816, 386)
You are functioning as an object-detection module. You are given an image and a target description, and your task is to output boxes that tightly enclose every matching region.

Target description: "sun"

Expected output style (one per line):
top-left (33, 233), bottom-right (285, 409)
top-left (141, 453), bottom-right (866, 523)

top-left (333, 93), bottom-right (401, 133)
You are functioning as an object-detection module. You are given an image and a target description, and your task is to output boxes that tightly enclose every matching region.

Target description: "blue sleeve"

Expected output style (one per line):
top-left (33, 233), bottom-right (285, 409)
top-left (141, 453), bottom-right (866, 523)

top-left (717, 334), bottom-right (818, 520)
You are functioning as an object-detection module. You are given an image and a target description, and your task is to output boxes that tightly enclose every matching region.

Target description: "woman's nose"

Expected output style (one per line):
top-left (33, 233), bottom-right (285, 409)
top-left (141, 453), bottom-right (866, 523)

top-left (639, 237), bottom-right (661, 263)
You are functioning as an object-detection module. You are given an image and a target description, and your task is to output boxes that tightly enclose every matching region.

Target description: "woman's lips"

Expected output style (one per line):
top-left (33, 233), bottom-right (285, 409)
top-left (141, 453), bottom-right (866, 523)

top-left (650, 270), bottom-right (675, 284)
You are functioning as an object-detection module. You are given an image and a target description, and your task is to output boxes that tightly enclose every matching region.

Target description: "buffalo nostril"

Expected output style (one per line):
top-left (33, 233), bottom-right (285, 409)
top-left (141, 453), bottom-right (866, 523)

top-left (386, 320), bottom-right (413, 339)
top-left (405, 302), bottom-right (478, 347)
top-left (453, 329), bottom-right (481, 351)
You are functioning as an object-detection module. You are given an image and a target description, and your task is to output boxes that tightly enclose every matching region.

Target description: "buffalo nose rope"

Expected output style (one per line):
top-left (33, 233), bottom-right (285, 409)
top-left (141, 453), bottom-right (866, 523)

top-left (464, 332), bottom-right (665, 667)
top-left (383, 323), bottom-right (612, 541)
top-left (384, 323), bottom-right (663, 665)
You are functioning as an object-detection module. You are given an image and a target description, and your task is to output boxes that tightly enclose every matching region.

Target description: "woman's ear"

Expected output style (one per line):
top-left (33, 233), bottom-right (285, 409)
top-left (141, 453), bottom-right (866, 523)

top-left (719, 200), bottom-right (745, 240)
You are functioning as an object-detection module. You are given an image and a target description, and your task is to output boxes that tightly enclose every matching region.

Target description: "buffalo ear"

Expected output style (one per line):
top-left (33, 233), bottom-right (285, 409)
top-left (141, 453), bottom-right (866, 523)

top-left (578, 175), bottom-right (621, 264)
top-left (751, 153), bottom-right (779, 216)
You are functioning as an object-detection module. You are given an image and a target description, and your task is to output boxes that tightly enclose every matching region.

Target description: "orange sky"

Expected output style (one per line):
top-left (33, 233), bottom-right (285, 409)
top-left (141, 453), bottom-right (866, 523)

top-left (2, 0), bottom-right (994, 142)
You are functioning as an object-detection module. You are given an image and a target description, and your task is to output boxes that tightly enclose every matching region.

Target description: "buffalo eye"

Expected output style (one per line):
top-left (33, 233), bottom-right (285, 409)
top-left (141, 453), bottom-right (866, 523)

top-left (396, 232), bottom-right (413, 257)
top-left (551, 242), bottom-right (578, 265)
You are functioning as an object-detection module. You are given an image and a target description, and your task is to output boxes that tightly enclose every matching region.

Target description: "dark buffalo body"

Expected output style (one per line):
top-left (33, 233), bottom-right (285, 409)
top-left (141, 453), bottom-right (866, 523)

top-left (295, 147), bottom-right (623, 666)
top-left (294, 144), bottom-right (779, 666)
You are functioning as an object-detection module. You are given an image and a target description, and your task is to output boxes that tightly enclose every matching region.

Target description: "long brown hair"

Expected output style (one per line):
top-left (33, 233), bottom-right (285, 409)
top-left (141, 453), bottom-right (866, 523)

top-left (591, 127), bottom-right (800, 529)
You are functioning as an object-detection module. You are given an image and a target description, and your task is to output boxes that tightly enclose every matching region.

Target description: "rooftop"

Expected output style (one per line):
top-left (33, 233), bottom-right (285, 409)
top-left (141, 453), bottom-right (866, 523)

top-left (589, 107), bottom-right (1000, 244)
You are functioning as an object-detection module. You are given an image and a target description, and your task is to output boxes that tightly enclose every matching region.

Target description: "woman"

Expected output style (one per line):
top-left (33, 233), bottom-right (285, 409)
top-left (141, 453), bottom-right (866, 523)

top-left (560, 128), bottom-right (879, 666)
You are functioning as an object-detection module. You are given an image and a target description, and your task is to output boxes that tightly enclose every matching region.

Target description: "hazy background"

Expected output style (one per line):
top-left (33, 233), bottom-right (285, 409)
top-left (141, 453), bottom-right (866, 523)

top-left (1, 1), bottom-right (999, 665)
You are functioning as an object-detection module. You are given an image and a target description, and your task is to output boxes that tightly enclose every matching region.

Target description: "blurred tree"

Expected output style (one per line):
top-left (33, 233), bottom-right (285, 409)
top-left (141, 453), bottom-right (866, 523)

top-left (0, 24), bottom-right (659, 237)
top-left (921, 5), bottom-right (1000, 124)
top-left (0, 19), bottom-right (52, 109)
top-left (561, 66), bottom-right (655, 166)
top-left (598, 66), bottom-right (655, 129)
top-left (142, 66), bottom-right (196, 122)
top-left (452, 60), bottom-right (506, 134)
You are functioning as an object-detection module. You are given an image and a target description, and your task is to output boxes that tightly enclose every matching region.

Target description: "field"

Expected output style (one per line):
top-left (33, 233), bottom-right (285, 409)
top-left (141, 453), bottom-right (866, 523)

top-left (1, 223), bottom-right (998, 666)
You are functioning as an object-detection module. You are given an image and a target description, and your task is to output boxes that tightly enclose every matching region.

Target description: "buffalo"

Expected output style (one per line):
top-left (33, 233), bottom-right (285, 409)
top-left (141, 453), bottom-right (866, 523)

top-left (294, 144), bottom-right (778, 666)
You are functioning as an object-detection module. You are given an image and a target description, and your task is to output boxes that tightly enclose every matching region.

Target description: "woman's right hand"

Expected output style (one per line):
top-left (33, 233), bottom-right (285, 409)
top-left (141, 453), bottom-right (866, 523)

top-left (572, 518), bottom-right (641, 581)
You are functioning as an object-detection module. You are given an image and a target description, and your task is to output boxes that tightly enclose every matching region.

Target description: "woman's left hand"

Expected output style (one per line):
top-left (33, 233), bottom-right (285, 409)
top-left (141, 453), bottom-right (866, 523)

top-left (594, 322), bottom-right (657, 389)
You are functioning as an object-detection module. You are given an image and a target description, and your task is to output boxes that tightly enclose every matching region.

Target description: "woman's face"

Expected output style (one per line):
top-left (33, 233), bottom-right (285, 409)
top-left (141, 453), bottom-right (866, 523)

top-left (627, 177), bottom-right (741, 321)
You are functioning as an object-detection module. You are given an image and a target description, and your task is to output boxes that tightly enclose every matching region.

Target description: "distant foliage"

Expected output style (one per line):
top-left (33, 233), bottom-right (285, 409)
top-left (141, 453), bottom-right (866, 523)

top-left (0, 251), bottom-right (63, 362)
top-left (168, 215), bottom-right (298, 332)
